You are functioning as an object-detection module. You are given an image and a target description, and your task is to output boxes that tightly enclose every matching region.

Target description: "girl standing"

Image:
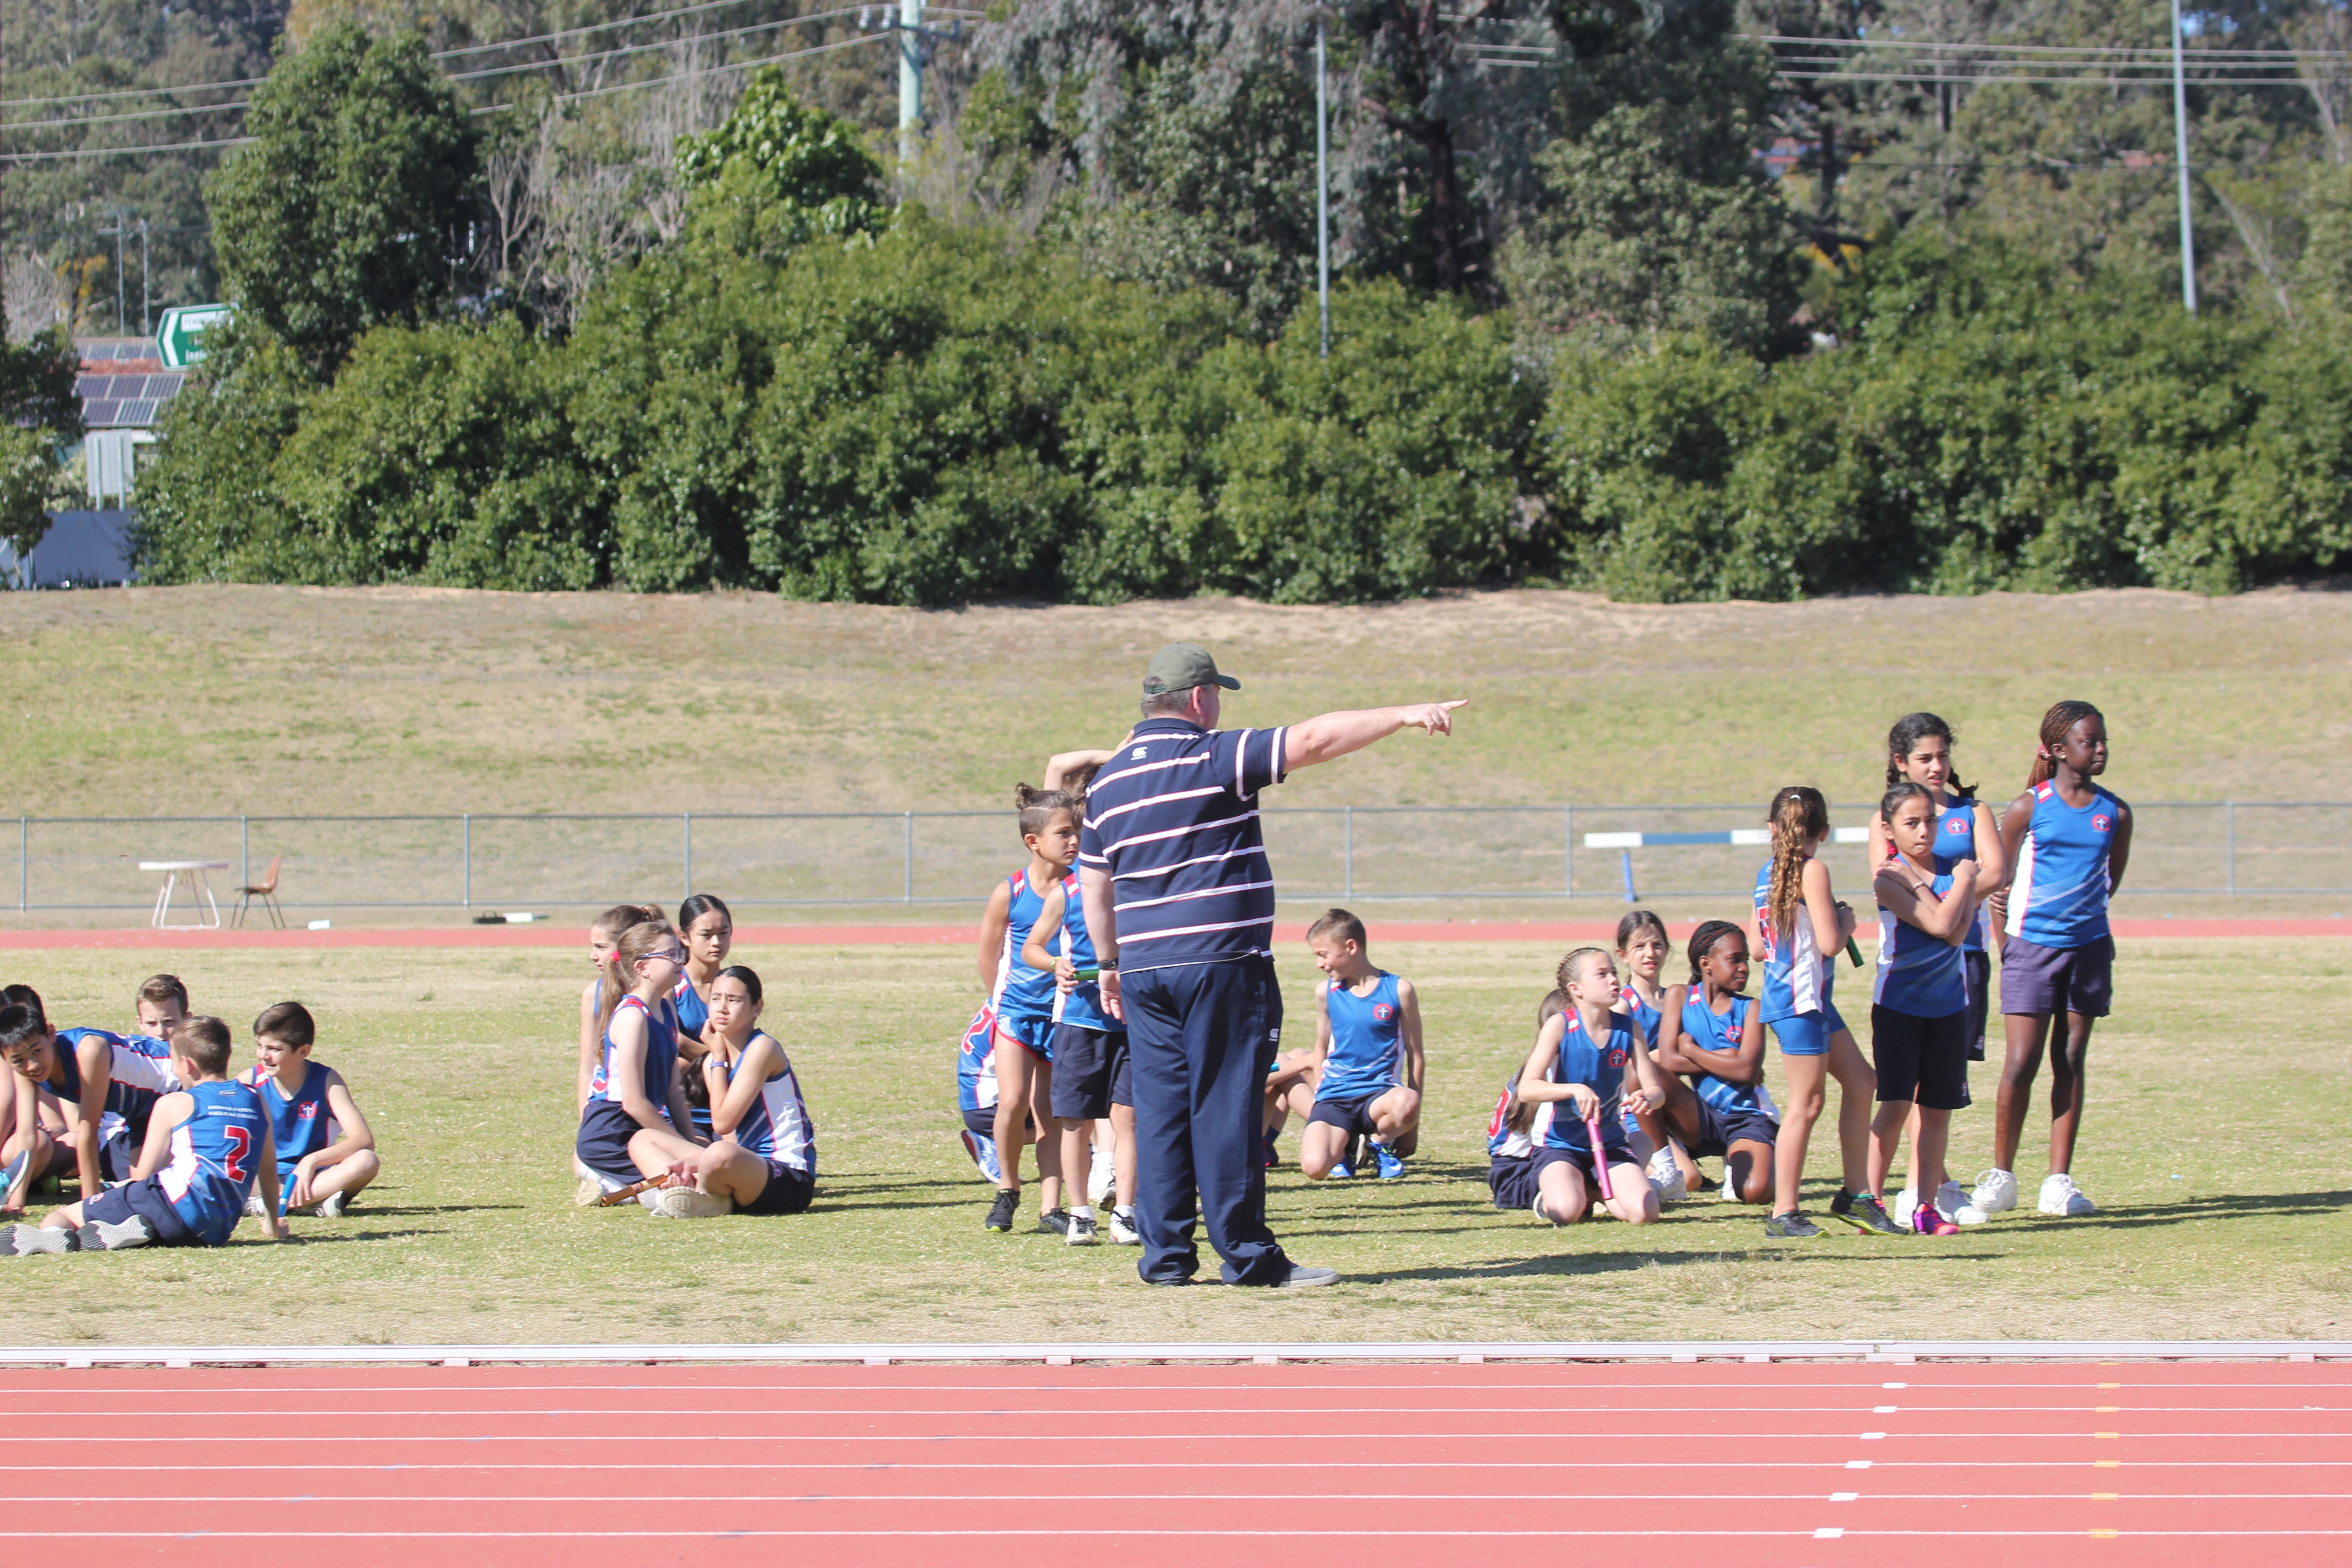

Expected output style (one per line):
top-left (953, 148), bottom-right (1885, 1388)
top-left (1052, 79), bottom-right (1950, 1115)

top-left (1753, 786), bottom-right (1886, 1237)
top-left (1979, 701), bottom-right (2131, 1219)
top-left (971, 784), bottom-right (1077, 1235)
top-left (1868, 784), bottom-right (1981, 1235)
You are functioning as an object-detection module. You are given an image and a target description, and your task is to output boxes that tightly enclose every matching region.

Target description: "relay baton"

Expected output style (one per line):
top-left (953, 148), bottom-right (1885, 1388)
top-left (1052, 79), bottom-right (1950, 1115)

top-left (1585, 1105), bottom-right (1615, 1201)
top-left (1074, 967), bottom-right (1100, 981)
top-left (1844, 936), bottom-right (1864, 968)
top-left (595, 1176), bottom-right (666, 1207)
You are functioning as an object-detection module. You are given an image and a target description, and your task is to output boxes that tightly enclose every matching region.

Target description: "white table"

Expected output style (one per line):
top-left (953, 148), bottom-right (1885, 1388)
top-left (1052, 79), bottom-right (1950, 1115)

top-left (139, 861), bottom-right (229, 929)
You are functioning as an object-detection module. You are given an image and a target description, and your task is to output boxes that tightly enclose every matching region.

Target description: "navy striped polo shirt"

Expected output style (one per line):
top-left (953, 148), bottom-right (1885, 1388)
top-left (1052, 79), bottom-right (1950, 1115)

top-left (1077, 717), bottom-right (1288, 972)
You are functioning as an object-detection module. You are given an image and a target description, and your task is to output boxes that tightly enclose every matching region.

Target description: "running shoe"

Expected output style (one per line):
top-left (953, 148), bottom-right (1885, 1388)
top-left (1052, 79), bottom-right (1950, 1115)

top-left (1829, 1187), bottom-right (1861, 1220)
top-left (244, 1191), bottom-right (268, 1219)
top-left (316, 1189), bottom-right (349, 1220)
top-left (6, 1223), bottom-right (75, 1255)
top-left (85, 1215), bottom-right (157, 1250)
top-left (1530, 1192), bottom-right (1556, 1226)
top-left (1372, 1141), bottom-right (1406, 1180)
top-left (1933, 1180), bottom-right (1988, 1227)
top-left (1037, 1208), bottom-right (1072, 1237)
top-left (984, 1189), bottom-right (1020, 1232)
top-left (1, 1150), bottom-right (28, 1200)
top-left (1911, 1202), bottom-right (1959, 1237)
top-left (1262, 1128), bottom-right (1281, 1169)
top-left (1764, 1211), bottom-right (1823, 1239)
top-left (1328, 1159), bottom-right (1353, 1180)
top-left (1720, 1165), bottom-right (1742, 1201)
top-left (1064, 1210), bottom-right (1099, 1246)
top-left (1646, 1147), bottom-right (1688, 1203)
top-left (1087, 1152), bottom-right (1115, 1207)
top-left (960, 1128), bottom-right (1003, 1185)
top-left (2038, 1173), bottom-right (2097, 1217)
top-left (573, 1176), bottom-right (605, 1208)
top-left (1971, 1167), bottom-right (2019, 1214)
top-left (1108, 1207), bottom-right (1142, 1245)
top-left (1842, 1193), bottom-right (1904, 1235)
top-left (1890, 1187), bottom-right (1920, 1227)
top-left (1276, 1264), bottom-right (1340, 1288)
top-left (650, 1186), bottom-right (731, 1220)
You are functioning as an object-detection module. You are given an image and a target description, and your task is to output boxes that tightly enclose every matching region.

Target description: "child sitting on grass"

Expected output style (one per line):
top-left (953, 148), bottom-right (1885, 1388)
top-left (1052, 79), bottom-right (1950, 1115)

top-left (2, 991), bottom-right (180, 1214)
top-left (239, 1002), bottom-right (381, 1220)
top-left (5, 1016), bottom-right (284, 1254)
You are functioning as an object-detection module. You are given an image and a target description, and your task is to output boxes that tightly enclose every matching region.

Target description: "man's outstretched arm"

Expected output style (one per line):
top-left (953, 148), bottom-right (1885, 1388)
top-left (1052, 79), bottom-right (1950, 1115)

top-left (1283, 701), bottom-right (1466, 772)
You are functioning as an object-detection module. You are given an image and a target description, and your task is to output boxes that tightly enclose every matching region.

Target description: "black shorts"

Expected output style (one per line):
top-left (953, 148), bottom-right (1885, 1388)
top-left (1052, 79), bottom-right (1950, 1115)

top-left (574, 1101), bottom-right (648, 1183)
top-left (1308, 1094), bottom-right (1380, 1139)
top-left (961, 1105), bottom-right (1035, 1140)
top-left (1048, 1024), bottom-right (1127, 1121)
top-left (1110, 1037), bottom-right (1132, 1109)
top-left (1999, 932), bottom-right (2115, 1019)
top-left (81, 1177), bottom-right (197, 1246)
top-left (1489, 1154), bottom-right (1539, 1211)
top-left (1962, 949), bottom-right (1991, 1061)
top-left (1533, 1142), bottom-right (1632, 1187)
top-left (1871, 1004), bottom-right (1970, 1111)
top-left (736, 1159), bottom-right (814, 1217)
top-left (1689, 1098), bottom-right (1777, 1157)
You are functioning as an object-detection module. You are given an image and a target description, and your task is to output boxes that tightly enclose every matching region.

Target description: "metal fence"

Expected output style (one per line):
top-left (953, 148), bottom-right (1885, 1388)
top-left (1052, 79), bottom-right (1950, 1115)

top-left (10, 803), bottom-right (2352, 916)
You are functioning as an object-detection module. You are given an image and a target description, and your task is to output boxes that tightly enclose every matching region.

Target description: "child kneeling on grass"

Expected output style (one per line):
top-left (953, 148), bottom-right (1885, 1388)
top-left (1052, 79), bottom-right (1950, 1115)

top-left (1298, 910), bottom-right (1424, 1182)
top-left (5, 1017), bottom-right (284, 1255)
top-left (1515, 948), bottom-right (1661, 1228)
top-left (240, 1002), bottom-right (380, 1221)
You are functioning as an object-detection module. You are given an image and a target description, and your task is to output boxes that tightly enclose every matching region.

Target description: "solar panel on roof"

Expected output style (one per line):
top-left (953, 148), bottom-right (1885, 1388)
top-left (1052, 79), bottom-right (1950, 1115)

top-left (153, 376), bottom-right (184, 399)
top-left (86, 400), bottom-right (122, 424)
top-left (75, 375), bottom-right (104, 398)
top-left (119, 400), bottom-right (158, 426)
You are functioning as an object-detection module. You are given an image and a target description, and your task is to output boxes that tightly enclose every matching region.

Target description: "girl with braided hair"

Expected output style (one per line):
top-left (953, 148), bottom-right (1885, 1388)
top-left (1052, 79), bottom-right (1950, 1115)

top-left (1752, 787), bottom-right (1886, 1238)
top-left (1976, 701), bottom-right (2132, 1220)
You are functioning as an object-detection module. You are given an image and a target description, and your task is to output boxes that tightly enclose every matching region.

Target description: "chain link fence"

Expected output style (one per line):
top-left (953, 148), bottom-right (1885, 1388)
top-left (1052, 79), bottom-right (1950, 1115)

top-left (9, 803), bottom-right (2350, 916)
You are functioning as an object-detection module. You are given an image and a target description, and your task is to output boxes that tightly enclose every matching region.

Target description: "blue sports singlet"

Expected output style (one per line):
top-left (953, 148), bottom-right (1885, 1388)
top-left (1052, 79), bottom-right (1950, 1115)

top-left (1318, 973), bottom-right (1406, 1102)
top-left (1486, 1075), bottom-right (1557, 1159)
top-left (955, 1004), bottom-right (999, 1116)
top-left (157, 1079), bottom-right (269, 1246)
top-left (2007, 782), bottom-right (2124, 948)
top-left (1045, 873), bottom-right (1123, 1034)
top-left (1680, 993), bottom-right (1779, 1121)
top-left (591, 995), bottom-right (678, 1112)
top-left (1754, 860), bottom-right (1834, 1023)
top-left (1617, 984), bottom-right (1663, 1049)
top-left (1931, 799), bottom-right (1991, 951)
top-left (725, 1034), bottom-right (817, 1176)
top-left (1540, 1011), bottom-right (1637, 1155)
top-left (1875, 870), bottom-right (1968, 1017)
top-left (51, 1026), bottom-right (176, 1148)
top-left (672, 975), bottom-right (711, 1040)
top-left (244, 1060), bottom-right (334, 1166)
top-left (991, 871), bottom-right (1058, 1021)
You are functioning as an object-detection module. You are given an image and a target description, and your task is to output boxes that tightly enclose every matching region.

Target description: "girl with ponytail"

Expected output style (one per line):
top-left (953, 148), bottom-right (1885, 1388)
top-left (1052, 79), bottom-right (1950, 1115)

top-left (1751, 787), bottom-right (1883, 1238)
top-left (1976, 701), bottom-right (2132, 1222)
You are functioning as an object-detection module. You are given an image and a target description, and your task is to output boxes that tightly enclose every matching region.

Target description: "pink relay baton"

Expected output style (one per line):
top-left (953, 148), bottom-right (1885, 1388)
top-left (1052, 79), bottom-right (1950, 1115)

top-left (1586, 1105), bottom-right (1615, 1202)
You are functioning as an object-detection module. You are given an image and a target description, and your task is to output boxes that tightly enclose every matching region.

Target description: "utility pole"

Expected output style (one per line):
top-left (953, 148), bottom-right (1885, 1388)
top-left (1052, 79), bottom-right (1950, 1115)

top-left (140, 219), bottom-right (151, 338)
top-left (2170, 0), bottom-right (2197, 314)
top-left (898, 0), bottom-right (922, 168)
top-left (113, 212), bottom-right (126, 335)
top-left (1316, 6), bottom-right (1330, 359)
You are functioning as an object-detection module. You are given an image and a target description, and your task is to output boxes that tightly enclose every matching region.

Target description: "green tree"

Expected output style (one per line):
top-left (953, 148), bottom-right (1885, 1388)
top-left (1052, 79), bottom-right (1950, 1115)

top-left (206, 21), bottom-right (482, 376)
top-left (0, 309), bottom-right (87, 556)
top-left (672, 67), bottom-right (889, 261)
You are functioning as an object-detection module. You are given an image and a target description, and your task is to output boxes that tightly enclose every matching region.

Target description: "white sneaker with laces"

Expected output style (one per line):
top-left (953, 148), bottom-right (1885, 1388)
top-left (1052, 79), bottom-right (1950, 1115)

top-left (1645, 1147), bottom-right (1688, 1203)
top-left (315, 1189), bottom-right (348, 1219)
top-left (1108, 1208), bottom-right (1141, 1245)
top-left (1087, 1153), bottom-right (1115, 1208)
top-left (1720, 1166), bottom-right (1741, 1201)
top-left (650, 1186), bottom-right (732, 1219)
top-left (2038, 1172), bottom-right (2096, 1216)
top-left (1972, 1167), bottom-right (2019, 1214)
top-left (1935, 1180), bottom-right (1988, 1226)
top-left (244, 1191), bottom-right (267, 1218)
top-left (1890, 1187), bottom-right (1919, 1227)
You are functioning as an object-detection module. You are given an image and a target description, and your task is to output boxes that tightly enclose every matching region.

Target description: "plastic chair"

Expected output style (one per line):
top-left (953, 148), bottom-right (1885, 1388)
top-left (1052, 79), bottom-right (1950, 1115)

top-left (233, 857), bottom-right (284, 930)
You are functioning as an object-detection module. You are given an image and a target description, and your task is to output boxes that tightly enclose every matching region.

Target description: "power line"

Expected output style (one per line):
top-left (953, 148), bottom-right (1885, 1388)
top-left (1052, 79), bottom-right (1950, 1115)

top-left (551, 31), bottom-right (886, 102)
top-left (0, 136), bottom-right (254, 164)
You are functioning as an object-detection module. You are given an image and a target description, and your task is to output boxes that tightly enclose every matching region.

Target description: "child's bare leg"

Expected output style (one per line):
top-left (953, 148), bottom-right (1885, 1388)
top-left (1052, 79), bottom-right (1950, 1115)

top-left (1915, 1107), bottom-right (1953, 1198)
top-left (1057, 1119), bottom-right (1092, 1208)
top-left (1031, 1058), bottom-right (1063, 1212)
top-left (39, 1198), bottom-right (87, 1229)
top-left (1827, 1029), bottom-right (1876, 1196)
top-left (1602, 1157), bottom-right (1661, 1224)
top-left (1772, 1051), bottom-right (1828, 1215)
top-left (691, 1142), bottom-right (769, 1205)
top-left (990, 1035), bottom-right (1040, 1194)
top-left (1993, 1012), bottom-right (2053, 1171)
top-left (1298, 1119), bottom-right (1349, 1180)
top-left (626, 1125), bottom-right (702, 1178)
top-left (308, 1149), bottom-right (381, 1203)
top-left (1536, 1158), bottom-right (1590, 1225)
top-left (1726, 1139), bottom-right (1774, 1203)
top-left (1868, 1098), bottom-right (1912, 1198)
top-left (1111, 1102), bottom-right (1137, 1208)
top-left (2048, 1012), bottom-right (2096, 1174)
top-left (1901, 1102), bottom-right (1924, 1189)
top-left (1369, 1086), bottom-right (1420, 1145)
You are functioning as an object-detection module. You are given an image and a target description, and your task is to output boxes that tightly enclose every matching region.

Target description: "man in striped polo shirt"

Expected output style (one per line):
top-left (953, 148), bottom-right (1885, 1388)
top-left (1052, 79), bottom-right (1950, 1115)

top-left (1078, 643), bottom-right (1462, 1287)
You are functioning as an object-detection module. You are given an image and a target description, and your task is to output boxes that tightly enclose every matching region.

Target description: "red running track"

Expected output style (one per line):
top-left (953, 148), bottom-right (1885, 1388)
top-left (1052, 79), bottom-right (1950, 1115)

top-left (3, 1360), bottom-right (2345, 1566)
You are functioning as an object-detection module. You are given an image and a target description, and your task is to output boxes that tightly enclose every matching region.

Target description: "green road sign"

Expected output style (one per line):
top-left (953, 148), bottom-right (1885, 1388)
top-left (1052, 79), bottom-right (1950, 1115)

top-left (157, 304), bottom-right (232, 368)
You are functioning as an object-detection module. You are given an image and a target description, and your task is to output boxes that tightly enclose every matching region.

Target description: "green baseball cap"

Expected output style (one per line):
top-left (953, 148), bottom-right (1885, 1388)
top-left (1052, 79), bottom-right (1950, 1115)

top-left (1142, 642), bottom-right (1241, 694)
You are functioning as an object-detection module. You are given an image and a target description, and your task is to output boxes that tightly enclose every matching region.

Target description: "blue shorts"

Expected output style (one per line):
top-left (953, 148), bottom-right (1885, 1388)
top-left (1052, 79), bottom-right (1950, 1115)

top-left (1767, 1002), bottom-right (1848, 1057)
top-left (1690, 1097), bottom-right (1778, 1156)
top-left (1534, 1141), bottom-right (1632, 1186)
top-left (1048, 1024), bottom-right (1126, 1121)
top-left (575, 1101), bottom-right (652, 1184)
top-left (996, 1012), bottom-right (1054, 1060)
top-left (736, 1159), bottom-right (814, 1217)
top-left (1489, 1154), bottom-right (1539, 1210)
top-left (1308, 1093), bottom-right (1382, 1139)
top-left (80, 1177), bottom-right (198, 1246)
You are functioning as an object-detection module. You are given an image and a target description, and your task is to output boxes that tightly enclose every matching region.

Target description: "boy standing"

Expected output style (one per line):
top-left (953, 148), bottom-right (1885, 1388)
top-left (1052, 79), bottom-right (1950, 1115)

top-left (1298, 910), bottom-right (1424, 1182)
top-left (5, 1016), bottom-right (284, 1254)
top-left (239, 1002), bottom-right (381, 1219)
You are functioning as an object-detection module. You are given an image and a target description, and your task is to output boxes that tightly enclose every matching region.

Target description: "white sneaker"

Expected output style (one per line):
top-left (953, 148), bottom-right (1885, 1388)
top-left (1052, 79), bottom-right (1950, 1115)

top-left (1087, 1153), bottom-right (1115, 1208)
top-left (2038, 1173), bottom-right (2096, 1217)
top-left (1934, 1180), bottom-right (1988, 1227)
top-left (244, 1191), bottom-right (267, 1218)
top-left (315, 1189), bottom-right (348, 1219)
top-left (1720, 1166), bottom-right (1741, 1201)
top-left (573, 1176), bottom-right (605, 1209)
top-left (1645, 1147), bottom-right (1688, 1203)
top-left (650, 1186), bottom-right (732, 1219)
top-left (1108, 1208), bottom-right (1141, 1245)
top-left (1972, 1167), bottom-right (2019, 1214)
top-left (1890, 1187), bottom-right (1919, 1227)
top-left (87, 1215), bottom-right (156, 1250)
top-left (1065, 1209), bottom-right (1098, 1245)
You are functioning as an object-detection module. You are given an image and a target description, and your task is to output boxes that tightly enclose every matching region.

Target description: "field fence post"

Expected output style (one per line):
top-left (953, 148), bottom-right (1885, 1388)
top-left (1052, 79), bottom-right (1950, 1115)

top-left (2225, 801), bottom-right (2235, 895)
top-left (683, 814), bottom-right (693, 899)
top-left (17, 818), bottom-right (24, 911)
top-left (463, 814), bottom-right (472, 910)
top-left (1564, 805), bottom-right (1573, 899)
top-left (1343, 806), bottom-right (1354, 898)
top-left (904, 813), bottom-right (915, 903)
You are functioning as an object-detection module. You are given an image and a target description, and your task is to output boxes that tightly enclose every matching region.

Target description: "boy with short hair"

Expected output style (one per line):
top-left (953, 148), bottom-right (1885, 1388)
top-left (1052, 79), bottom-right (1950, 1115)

top-left (2, 996), bottom-right (181, 1214)
top-left (1298, 910), bottom-right (1424, 1182)
top-left (5, 1016), bottom-right (284, 1254)
top-left (238, 1002), bottom-right (380, 1220)
top-left (134, 974), bottom-right (191, 1045)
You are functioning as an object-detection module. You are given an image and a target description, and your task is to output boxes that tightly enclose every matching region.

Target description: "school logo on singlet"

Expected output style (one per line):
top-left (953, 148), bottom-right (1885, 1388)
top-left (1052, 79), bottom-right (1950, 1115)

top-left (2092, 813), bottom-right (2111, 833)
top-left (1372, 1002), bottom-right (1396, 1024)
top-left (1605, 1046), bottom-right (1628, 1069)
top-left (1725, 1024), bottom-right (1741, 1044)
top-left (295, 1102), bottom-right (318, 1121)
top-left (1945, 818), bottom-right (1969, 835)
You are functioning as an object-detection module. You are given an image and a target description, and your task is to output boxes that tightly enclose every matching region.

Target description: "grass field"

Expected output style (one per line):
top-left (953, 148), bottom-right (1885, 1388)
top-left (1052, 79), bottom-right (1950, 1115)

top-left (5, 583), bottom-right (2352, 821)
top-left (2, 935), bottom-right (2345, 1346)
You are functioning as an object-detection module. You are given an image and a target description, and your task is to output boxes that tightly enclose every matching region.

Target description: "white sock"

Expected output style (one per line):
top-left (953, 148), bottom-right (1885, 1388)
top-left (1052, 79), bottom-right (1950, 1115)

top-left (1070, 1205), bottom-right (1093, 1220)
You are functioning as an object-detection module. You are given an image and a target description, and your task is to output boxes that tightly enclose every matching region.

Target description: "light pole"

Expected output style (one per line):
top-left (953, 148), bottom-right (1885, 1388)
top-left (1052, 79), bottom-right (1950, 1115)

top-left (1309, 4), bottom-right (1334, 358)
top-left (899, 0), bottom-right (922, 168)
top-left (2170, 0), bottom-right (2197, 314)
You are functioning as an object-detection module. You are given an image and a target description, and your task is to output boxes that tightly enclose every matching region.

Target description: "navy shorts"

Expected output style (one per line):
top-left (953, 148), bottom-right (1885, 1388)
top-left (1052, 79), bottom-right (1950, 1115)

top-left (1308, 1093), bottom-right (1380, 1138)
top-left (963, 1105), bottom-right (1035, 1140)
top-left (99, 1128), bottom-right (143, 1184)
top-left (1049, 1024), bottom-right (1127, 1121)
top-left (80, 1177), bottom-right (197, 1246)
top-left (1999, 932), bottom-right (2114, 1019)
top-left (1110, 1034), bottom-right (1132, 1109)
top-left (1962, 949), bottom-right (1991, 1061)
top-left (1489, 1154), bottom-right (1539, 1211)
top-left (736, 1159), bottom-right (814, 1217)
top-left (1871, 1004), bottom-right (1970, 1111)
top-left (1767, 1001), bottom-right (1849, 1058)
top-left (1534, 1142), bottom-right (1632, 1187)
top-left (1689, 1098), bottom-right (1777, 1157)
top-left (997, 1012), bottom-right (1054, 1059)
top-left (575, 1101), bottom-right (651, 1184)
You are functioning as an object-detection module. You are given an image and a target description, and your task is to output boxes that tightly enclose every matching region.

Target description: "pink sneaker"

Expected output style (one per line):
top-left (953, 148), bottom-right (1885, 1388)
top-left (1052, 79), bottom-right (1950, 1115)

top-left (1912, 1203), bottom-right (1958, 1237)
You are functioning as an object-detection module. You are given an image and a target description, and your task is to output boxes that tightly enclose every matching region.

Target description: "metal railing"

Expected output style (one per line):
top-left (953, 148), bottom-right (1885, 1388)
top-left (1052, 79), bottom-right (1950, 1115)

top-left (8, 802), bottom-right (2350, 916)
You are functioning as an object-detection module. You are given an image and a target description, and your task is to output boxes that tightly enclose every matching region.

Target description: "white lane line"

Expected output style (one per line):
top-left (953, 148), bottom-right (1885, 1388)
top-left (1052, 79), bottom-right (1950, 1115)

top-left (11, 1529), bottom-right (2352, 1541)
top-left (32, 1428), bottom-right (2343, 1443)
top-left (10, 1459), bottom-right (2350, 1474)
top-left (18, 1403), bottom-right (2333, 1417)
top-left (33, 1490), bottom-right (2351, 1504)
